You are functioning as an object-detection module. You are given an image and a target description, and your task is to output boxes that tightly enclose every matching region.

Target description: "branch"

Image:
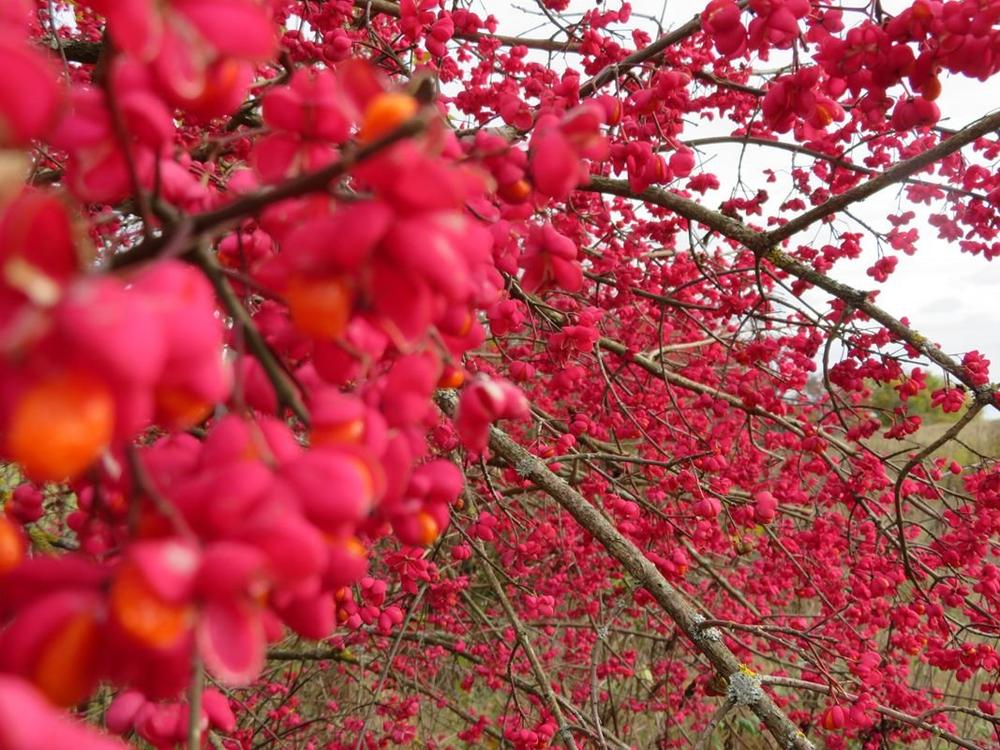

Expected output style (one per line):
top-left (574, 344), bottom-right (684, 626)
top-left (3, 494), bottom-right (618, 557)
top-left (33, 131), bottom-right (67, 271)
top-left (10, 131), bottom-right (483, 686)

top-left (891, 401), bottom-right (986, 585)
top-left (583, 169), bottom-right (999, 404)
top-left (579, 11), bottom-right (716, 98)
top-left (110, 113), bottom-right (429, 270)
top-left (271, 636), bottom-right (631, 748)
top-left (45, 37), bottom-right (102, 64)
top-left (764, 109), bottom-right (1000, 246)
top-left (268, 645), bottom-right (507, 742)
top-left (763, 676), bottom-right (989, 750)
top-left (694, 697), bottom-right (736, 750)
top-left (436, 390), bottom-right (818, 750)
top-left (192, 244), bottom-right (310, 424)
top-left (188, 655), bottom-right (204, 750)
top-left (354, 0), bottom-right (583, 51)
top-left (683, 135), bottom-right (993, 203)
top-left (467, 491), bottom-right (580, 750)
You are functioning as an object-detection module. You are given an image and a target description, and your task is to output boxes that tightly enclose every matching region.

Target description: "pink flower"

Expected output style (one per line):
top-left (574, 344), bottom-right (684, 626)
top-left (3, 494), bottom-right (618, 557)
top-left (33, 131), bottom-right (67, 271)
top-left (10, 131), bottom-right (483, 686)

top-left (256, 68), bottom-right (357, 181)
top-left (890, 96), bottom-right (941, 130)
top-left (520, 223), bottom-right (583, 294)
top-left (702, 0), bottom-right (747, 57)
top-left (762, 68), bottom-right (845, 134)
top-left (390, 460), bottom-right (464, 546)
top-left (753, 491), bottom-right (778, 524)
top-left (821, 704), bottom-right (846, 730)
top-left (498, 94), bottom-right (535, 130)
top-left (455, 376), bottom-right (528, 452)
top-left (528, 104), bottom-right (608, 201)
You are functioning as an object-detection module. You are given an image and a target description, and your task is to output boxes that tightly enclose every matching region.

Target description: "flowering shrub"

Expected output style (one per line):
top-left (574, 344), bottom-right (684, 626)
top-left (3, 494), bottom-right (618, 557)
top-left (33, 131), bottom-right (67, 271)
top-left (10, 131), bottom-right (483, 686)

top-left (0, 0), bottom-right (999, 749)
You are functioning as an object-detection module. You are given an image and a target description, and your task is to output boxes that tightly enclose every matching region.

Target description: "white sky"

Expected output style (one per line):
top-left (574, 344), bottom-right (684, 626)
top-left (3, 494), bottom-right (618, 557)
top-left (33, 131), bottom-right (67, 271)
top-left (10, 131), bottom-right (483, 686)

top-left (480, 0), bottom-right (1000, 378)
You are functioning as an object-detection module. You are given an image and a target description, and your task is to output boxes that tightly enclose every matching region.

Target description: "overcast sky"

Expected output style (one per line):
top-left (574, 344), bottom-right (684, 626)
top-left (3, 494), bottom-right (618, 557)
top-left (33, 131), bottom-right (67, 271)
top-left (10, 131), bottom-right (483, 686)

top-left (480, 0), bottom-right (1000, 377)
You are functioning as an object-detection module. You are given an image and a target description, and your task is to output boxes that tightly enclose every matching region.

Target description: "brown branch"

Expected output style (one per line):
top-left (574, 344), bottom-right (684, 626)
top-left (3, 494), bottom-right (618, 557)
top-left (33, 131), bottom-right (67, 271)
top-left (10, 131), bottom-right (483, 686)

top-left (694, 697), bottom-right (736, 750)
top-left (436, 390), bottom-right (818, 750)
top-left (692, 70), bottom-right (762, 97)
top-left (45, 37), bottom-right (102, 64)
top-left (192, 244), bottom-right (310, 424)
top-left (110, 112), bottom-right (429, 270)
top-left (683, 135), bottom-right (993, 203)
top-left (764, 109), bottom-right (1000, 246)
top-left (683, 542), bottom-right (763, 619)
top-left (354, 0), bottom-right (583, 52)
top-left (267, 646), bottom-right (506, 742)
top-left (891, 401), bottom-right (986, 585)
top-left (584, 175), bottom-right (762, 246)
top-left (54, 4), bottom-right (583, 62)
top-left (583, 165), bottom-right (999, 403)
top-left (509, 280), bottom-right (856, 458)
top-left (579, 12), bottom-right (709, 98)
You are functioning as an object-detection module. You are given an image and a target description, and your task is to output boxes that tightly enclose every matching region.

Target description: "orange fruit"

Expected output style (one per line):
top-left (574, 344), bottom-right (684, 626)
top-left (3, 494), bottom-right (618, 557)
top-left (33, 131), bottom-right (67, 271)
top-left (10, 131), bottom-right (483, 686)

top-left (6, 372), bottom-right (114, 482)
top-left (0, 516), bottom-right (25, 574)
top-left (33, 611), bottom-right (101, 706)
top-left (347, 455), bottom-right (378, 507)
top-left (358, 92), bottom-right (419, 143)
top-left (813, 102), bottom-right (836, 127)
top-left (343, 536), bottom-right (367, 559)
top-left (415, 511), bottom-right (440, 546)
top-left (284, 275), bottom-right (353, 340)
top-left (109, 564), bottom-right (193, 649)
top-left (311, 418), bottom-right (364, 446)
top-left (498, 179), bottom-right (532, 204)
top-left (155, 385), bottom-right (213, 430)
top-left (437, 366), bottom-right (465, 389)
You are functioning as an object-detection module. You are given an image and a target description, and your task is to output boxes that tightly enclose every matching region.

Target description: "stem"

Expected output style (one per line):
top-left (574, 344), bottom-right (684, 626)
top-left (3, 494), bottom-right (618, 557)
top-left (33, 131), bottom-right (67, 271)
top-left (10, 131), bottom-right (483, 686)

top-left (188, 654), bottom-right (204, 750)
top-left (694, 697), bottom-right (736, 750)
top-left (193, 244), bottom-right (311, 425)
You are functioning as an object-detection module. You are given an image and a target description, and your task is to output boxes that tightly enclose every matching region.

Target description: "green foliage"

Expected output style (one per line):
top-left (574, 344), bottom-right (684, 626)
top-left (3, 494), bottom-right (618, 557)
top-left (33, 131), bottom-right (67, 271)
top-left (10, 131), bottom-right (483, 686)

top-left (866, 372), bottom-right (969, 426)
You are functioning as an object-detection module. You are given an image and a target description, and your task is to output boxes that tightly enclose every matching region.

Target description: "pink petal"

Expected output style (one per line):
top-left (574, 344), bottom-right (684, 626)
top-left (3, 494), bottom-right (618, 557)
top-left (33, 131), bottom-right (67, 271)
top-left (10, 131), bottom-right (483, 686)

top-left (153, 24), bottom-right (210, 102)
top-left (202, 688), bottom-right (236, 732)
top-left (90, 0), bottom-right (162, 59)
top-left (0, 556), bottom-right (105, 619)
top-left (253, 133), bottom-right (303, 183)
top-left (279, 201), bottom-right (391, 275)
top-left (195, 542), bottom-right (266, 601)
top-left (0, 677), bottom-right (126, 750)
top-left (278, 450), bottom-right (375, 533)
top-left (174, 0), bottom-right (277, 60)
top-left (272, 592), bottom-right (335, 640)
top-left (369, 261), bottom-right (435, 344)
top-left (0, 32), bottom-right (62, 146)
top-left (380, 353), bottom-right (442, 428)
top-left (529, 128), bottom-right (581, 200)
top-left (261, 86), bottom-right (305, 132)
top-left (197, 599), bottom-right (264, 686)
top-left (238, 512), bottom-right (327, 588)
top-left (128, 540), bottom-right (200, 604)
top-left (55, 277), bottom-right (167, 386)
top-left (0, 590), bottom-right (102, 679)
top-left (410, 460), bottom-right (464, 505)
top-left (324, 538), bottom-right (368, 589)
top-left (105, 691), bottom-right (147, 734)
